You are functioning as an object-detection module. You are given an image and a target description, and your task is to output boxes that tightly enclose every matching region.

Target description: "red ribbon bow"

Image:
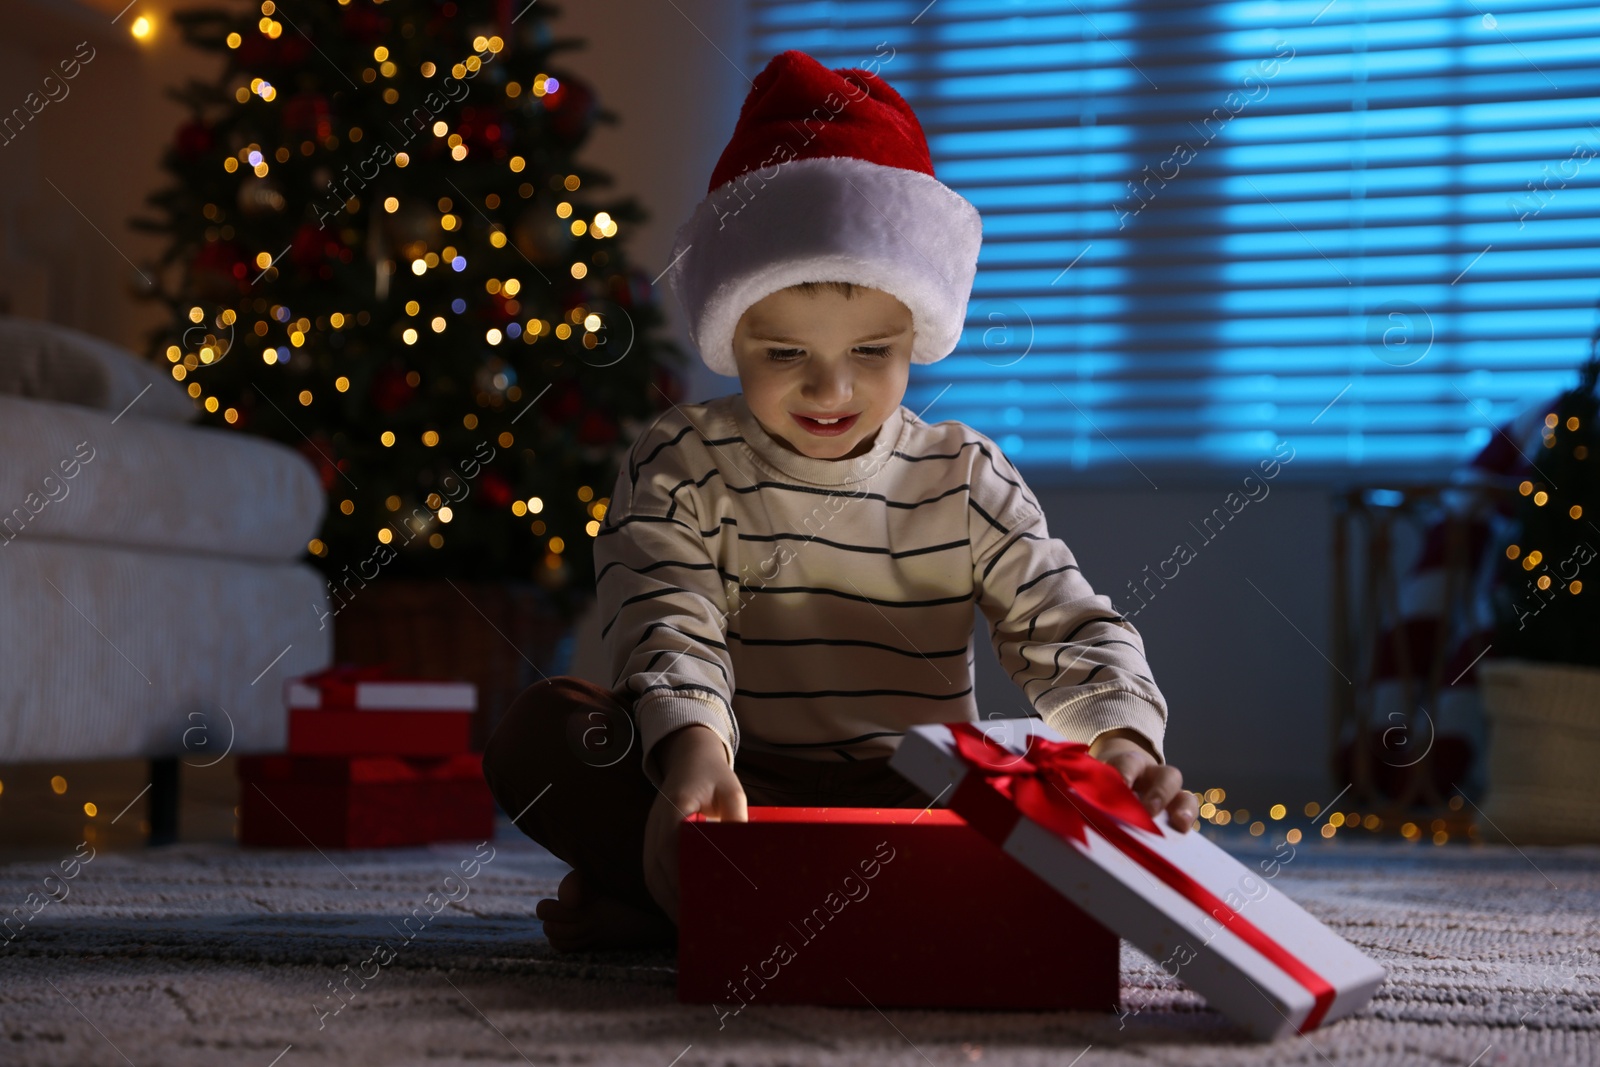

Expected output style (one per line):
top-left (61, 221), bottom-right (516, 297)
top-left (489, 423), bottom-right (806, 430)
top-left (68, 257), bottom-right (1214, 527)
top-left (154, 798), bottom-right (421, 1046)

top-left (297, 663), bottom-right (396, 708)
top-left (946, 722), bottom-right (1336, 1034)
top-left (947, 721), bottom-right (1160, 845)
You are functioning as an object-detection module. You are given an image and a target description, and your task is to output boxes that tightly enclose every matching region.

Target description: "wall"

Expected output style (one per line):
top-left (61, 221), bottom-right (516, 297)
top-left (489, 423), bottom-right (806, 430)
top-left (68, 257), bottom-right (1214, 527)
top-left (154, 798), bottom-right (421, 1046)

top-left (973, 484), bottom-right (1338, 804)
top-left (1, 0), bottom-right (165, 333)
top-left (544, 0), bottom-right (751, 406)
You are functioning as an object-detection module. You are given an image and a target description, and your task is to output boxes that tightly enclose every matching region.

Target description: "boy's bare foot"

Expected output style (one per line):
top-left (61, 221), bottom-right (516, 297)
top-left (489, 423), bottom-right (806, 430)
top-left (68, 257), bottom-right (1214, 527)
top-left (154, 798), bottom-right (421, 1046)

top-left (534, 868), bottom-right (677, 952)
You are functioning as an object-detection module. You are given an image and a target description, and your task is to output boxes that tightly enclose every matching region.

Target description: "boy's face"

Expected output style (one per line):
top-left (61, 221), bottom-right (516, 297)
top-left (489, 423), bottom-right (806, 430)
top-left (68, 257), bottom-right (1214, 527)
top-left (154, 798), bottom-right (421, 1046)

top-left (731, 285), bottom-right (914, 462)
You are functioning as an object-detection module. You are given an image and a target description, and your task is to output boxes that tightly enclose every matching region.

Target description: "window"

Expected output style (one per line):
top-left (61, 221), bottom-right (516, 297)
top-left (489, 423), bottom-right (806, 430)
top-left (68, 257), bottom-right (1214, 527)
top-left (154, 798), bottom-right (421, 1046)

top-left (748, 1), bottom-right (1600, 484)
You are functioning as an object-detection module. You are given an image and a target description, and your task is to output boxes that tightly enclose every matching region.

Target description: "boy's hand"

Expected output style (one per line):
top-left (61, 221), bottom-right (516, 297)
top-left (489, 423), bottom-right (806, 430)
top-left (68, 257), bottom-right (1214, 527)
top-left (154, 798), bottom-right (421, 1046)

top-left (643, 724), bottom-right (747, 923)
top-left (1088, 728), bottom-right (1199, 833)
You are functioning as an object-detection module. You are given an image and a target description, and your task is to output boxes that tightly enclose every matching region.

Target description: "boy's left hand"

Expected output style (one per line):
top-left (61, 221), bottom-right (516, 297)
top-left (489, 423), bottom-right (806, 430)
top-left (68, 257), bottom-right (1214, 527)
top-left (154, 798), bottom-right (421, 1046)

top-left (1088, 729), bottom-right (1199, 833)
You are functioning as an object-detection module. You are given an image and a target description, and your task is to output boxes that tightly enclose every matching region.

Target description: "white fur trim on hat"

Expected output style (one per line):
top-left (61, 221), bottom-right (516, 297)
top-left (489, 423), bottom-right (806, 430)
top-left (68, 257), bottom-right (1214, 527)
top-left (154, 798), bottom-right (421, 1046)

top-left (665, 155), bottom-right (983, 378)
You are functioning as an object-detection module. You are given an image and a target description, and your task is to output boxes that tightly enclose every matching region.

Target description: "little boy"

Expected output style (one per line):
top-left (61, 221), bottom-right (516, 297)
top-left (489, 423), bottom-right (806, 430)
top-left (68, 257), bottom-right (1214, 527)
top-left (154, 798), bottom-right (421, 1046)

top-left (482, 50), bottom-right (1198, 952)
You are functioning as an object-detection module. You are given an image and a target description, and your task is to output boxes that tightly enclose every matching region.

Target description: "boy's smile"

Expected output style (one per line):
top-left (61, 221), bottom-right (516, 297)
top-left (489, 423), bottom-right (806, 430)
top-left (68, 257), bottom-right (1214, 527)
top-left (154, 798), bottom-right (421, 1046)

top-left (731, 283), bottom-right (914, 463)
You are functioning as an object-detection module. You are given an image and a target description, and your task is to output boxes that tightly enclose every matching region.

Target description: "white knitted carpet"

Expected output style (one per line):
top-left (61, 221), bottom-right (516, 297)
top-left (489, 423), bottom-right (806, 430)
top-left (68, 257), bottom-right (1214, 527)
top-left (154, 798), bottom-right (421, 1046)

top-left (0, 822), bottom-right (1595, 1066)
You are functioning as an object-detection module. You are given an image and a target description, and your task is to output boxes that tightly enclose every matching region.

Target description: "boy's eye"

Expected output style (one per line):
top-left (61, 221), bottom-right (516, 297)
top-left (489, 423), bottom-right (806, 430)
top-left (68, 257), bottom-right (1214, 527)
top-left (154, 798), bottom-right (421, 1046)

top-left (764, 345), bottom-right (892, 361)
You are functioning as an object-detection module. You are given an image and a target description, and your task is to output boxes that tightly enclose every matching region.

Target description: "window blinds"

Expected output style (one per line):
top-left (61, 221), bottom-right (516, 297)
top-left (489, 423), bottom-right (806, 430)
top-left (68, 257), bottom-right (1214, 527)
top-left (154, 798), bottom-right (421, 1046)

top-left (746, 0), bottom-right (1600, 484)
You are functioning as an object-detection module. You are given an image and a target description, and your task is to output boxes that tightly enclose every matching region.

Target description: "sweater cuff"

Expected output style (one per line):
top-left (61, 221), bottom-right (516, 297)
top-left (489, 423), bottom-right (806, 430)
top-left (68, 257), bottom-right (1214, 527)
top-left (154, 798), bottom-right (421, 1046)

top-left (634, 692), bottom-right (737, 789)
top-left (1039, 688), bottom-right (1167, 764)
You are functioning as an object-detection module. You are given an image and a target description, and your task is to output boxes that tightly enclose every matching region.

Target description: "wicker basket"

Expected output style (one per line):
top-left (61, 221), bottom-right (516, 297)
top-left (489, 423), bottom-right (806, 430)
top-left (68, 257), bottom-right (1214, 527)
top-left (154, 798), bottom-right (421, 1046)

top-left (1478, 657), bottom-right (1600, 844)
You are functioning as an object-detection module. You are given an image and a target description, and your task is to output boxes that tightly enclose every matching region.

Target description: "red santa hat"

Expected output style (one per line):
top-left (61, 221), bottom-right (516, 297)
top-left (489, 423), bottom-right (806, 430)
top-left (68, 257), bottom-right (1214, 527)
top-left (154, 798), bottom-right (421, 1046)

top-left (665, 49), bottom-right (984, 378)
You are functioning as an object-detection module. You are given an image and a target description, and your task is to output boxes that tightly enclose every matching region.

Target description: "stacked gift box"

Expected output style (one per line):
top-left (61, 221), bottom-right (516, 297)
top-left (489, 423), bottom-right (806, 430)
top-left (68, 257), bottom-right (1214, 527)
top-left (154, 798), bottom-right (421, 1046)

top-left (237, 664), bottom-right (494, 849)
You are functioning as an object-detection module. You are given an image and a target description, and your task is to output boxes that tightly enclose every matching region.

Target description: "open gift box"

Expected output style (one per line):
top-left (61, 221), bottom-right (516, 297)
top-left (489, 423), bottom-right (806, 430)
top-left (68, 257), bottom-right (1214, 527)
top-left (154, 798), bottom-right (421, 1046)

top-left (888, 719), bottom-right (1389, 1040)
top-left (677, 806), bottom-right (1120, 1014)
top-left (678, 720), bottom-right (1388, 1040)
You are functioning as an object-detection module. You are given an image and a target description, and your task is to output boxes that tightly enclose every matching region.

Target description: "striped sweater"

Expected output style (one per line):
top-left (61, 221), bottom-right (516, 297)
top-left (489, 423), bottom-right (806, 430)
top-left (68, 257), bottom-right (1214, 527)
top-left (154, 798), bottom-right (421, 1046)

top-left (595, 391), bottom-right (1170, 788)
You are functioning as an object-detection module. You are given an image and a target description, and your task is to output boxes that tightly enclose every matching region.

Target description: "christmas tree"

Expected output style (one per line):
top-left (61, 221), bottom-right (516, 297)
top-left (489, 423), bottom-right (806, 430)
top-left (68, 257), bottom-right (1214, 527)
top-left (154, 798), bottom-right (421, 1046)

top-left (1491, 352), bottom-right (1600, 669)
top-left (130, 0), bottom-right (689, 623)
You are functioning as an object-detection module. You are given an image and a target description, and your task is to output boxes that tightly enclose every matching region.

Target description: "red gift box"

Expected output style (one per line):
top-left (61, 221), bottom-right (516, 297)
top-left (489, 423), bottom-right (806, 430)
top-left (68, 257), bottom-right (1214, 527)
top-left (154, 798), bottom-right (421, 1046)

top-left (677, 806), bottom-right (1119, 1013)
top-left (238, 753), bottom-right (494, 849)
top-left (285, 664), bottom-right (476, 757)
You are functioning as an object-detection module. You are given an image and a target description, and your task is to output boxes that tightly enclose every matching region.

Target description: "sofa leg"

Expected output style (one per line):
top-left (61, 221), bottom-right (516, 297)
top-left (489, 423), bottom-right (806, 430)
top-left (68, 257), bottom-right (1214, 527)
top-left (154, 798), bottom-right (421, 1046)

top-left (148, 757), bottom-right (180, 846)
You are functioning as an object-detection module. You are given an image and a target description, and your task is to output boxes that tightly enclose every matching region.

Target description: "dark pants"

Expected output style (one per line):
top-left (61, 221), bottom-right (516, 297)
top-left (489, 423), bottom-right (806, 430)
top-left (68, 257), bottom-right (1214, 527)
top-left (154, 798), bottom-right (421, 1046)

top-left (481, 675), bottom-right (935, 924)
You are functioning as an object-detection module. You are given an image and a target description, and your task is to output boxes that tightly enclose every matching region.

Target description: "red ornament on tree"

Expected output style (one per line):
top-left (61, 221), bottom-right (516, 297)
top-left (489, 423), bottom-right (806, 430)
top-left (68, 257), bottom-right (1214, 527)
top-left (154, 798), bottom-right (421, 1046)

top-left (560, 282), bottom-right (596, 322)
top-left (577, 409), bottom-right (619, 446)
top-left (190, 240), bottom-right (250, 298)
top-left (491, 290), bottom-right (520, 324)
top-left (237, 31), bottom-right (309, 68)
top-left (542, 75), bottom-right (597, 147)
top-left (235, 34), bottom-right (273, 67)
top-left (340, 3), bottom-right (390, 42)
top-left (477, 470), bottom-right (515, 509)
top-left (456, 107), bottom-right (504, 154)
top-left (548, 379), bottom-right (584, 424)
top-left (370, 364), bottom-right (416, 413)
top-left (283, 93), bottom-right (333, 141)
top-left (299, 435), bottom-right (342, 491)
top-left (174, 120), bottom-right (213, 162)
top-left (291, 222), bottom-right (346, 273)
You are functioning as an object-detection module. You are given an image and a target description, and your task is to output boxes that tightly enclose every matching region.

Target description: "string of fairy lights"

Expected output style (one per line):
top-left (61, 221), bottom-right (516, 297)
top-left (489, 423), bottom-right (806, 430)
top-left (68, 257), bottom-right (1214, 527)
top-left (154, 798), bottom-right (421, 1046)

top-left (1, 769), bottom-right (1483, 847)
top-left (0, 774), bottom-right (149, 843)
top-left (1504, 411), bottom-right (1588, 593)
top-left (1182, 788), bottom-right (1477, 845)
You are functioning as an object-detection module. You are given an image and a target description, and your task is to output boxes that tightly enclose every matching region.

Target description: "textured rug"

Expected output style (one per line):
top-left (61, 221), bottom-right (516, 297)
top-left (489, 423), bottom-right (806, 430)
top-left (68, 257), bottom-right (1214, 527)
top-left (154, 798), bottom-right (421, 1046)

top-left (0, 821), bottom-right (1596, 1067)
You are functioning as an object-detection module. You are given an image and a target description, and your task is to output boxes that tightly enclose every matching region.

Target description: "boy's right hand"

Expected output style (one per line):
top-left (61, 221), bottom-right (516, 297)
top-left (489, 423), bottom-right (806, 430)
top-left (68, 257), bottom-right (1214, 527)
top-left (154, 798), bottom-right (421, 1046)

top-left (643, 723), bottom-right (747, 923)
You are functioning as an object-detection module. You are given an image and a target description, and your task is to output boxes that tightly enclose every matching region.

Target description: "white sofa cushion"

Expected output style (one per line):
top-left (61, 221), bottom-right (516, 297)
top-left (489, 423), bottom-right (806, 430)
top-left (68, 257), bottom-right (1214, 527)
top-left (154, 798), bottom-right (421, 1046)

top-left (0, 315), bottom-right (197, 423)
top-left (0, 394), bottom-right (324, 561)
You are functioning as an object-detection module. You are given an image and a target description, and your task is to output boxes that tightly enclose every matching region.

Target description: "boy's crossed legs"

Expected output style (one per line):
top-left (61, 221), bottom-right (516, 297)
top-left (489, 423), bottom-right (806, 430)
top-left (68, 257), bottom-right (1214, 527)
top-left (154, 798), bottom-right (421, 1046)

top-left (482, 675), bottom-right (934, 951)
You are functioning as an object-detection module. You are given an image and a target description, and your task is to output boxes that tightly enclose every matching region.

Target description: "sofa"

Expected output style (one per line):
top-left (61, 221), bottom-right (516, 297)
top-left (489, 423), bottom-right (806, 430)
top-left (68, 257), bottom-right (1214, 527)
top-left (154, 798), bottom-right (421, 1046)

top-left (0, 315), bottom-right (332, 838)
